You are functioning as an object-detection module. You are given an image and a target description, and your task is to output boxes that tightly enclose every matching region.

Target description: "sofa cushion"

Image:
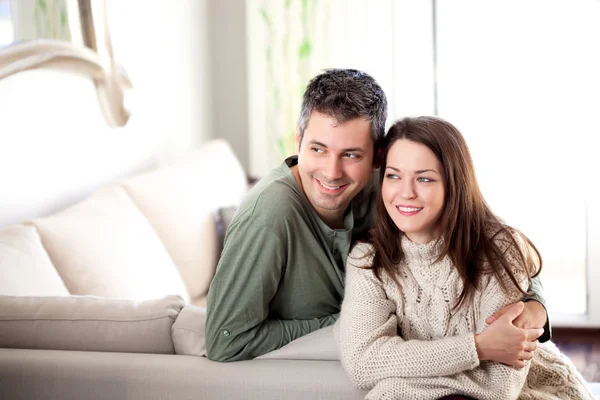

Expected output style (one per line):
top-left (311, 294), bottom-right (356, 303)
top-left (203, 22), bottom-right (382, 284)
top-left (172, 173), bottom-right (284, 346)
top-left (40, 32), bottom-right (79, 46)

top-left (0, 224), bottom-right (69, 296)
top-left (32, 185), bottom-right (189, 301)
top-left (122, 139), bottom-right (247, 304)
top-left (256, 324), bottom-right (339, 361)
top-left (0, 295), bottom-right (184, 354)
top-left (171, 304), bottom-right (207, 356)
top-left (0, 349), bottom-right (368, 400)
top-left (171, 305), bottom-right (339, 361)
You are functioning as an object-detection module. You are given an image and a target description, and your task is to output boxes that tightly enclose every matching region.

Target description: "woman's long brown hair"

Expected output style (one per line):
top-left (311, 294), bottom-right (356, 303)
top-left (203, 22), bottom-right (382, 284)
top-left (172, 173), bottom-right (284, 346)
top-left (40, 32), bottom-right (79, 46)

top-left (368, 116), bottom-right (542, 310)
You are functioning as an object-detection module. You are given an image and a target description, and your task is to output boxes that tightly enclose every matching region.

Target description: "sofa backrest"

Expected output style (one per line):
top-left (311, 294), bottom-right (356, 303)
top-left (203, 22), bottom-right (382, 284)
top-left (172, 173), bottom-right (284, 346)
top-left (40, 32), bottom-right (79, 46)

top-left (0, 139), bottom-right (248, 304)
top-left (0, 224), bottom-right (69, 297)
top-left (31, 185), bottom-right (190, 302)
top-left (121, 139), bottom-right (248, 305)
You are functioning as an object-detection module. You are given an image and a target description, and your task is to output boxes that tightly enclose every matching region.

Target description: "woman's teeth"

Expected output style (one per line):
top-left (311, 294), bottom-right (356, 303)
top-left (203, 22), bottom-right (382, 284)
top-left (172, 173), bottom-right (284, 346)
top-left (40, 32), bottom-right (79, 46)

top-left (398, 206), bottom-right (423, 212)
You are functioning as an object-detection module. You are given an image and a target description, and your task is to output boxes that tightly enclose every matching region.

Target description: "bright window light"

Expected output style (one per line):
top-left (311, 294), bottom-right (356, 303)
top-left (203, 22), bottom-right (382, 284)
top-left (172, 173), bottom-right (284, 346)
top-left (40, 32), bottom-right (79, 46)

top-left (0, 19), bottom-right (13, 46)
top-left (435, 0), bottom-right (599, 322)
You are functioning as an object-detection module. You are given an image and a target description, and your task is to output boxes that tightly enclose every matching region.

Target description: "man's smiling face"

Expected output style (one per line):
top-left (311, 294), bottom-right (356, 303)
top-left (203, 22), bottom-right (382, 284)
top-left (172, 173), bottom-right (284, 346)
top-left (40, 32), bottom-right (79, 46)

top-left (295, 112), bottom-right (374, 225)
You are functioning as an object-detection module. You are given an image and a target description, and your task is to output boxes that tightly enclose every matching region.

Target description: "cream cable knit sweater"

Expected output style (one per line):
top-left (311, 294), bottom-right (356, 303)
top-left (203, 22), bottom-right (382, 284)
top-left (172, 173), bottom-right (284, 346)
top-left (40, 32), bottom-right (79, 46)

top-left (338, 238), bottom-right (594, 400)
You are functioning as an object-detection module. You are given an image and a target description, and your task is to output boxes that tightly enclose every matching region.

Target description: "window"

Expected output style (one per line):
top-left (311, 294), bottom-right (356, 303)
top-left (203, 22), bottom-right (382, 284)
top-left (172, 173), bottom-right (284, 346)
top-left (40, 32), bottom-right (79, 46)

top-left (0, 0), bottom-right (13, 47)
top-left (432, 0), bottom-right (600, 326)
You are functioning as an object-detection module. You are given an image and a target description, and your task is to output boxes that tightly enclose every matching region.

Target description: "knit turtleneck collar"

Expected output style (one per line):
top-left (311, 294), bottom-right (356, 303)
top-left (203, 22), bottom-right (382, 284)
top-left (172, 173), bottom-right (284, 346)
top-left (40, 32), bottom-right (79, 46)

top-left (401, 235), bottom-right (445, 265)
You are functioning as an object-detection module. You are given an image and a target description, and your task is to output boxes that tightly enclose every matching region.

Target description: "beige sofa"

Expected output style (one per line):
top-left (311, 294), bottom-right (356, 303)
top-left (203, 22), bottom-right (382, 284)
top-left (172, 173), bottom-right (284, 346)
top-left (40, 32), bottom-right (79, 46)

top-left (0, 139), bottom-right (367, 400)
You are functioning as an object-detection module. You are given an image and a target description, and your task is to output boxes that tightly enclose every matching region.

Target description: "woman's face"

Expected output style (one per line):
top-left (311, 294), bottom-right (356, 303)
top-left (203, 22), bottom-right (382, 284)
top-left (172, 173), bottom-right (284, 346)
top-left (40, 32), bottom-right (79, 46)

top-left (382, 139), bottom-right (445, 244)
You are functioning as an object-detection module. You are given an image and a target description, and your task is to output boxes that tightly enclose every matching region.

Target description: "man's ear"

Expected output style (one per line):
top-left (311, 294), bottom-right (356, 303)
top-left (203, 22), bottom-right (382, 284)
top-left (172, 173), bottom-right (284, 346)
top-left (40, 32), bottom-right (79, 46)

top-left (295, 127), bottom-right (302, 153)
top-left (373, 148), bottom-right (383, 169)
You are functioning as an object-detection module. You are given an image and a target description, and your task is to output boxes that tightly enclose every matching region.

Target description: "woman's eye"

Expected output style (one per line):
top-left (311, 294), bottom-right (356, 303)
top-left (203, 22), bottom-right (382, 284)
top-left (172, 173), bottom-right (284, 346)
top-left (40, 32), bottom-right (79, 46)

top-left (417, 177), bottom-right (433, 183)
top-left (385, 173), bottom-right (399, 180)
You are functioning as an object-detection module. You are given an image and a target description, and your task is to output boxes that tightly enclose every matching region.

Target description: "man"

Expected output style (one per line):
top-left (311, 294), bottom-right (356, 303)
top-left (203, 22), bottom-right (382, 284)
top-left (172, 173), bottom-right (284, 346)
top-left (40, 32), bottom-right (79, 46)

top-left (205, 69), bottom-right (550, 362)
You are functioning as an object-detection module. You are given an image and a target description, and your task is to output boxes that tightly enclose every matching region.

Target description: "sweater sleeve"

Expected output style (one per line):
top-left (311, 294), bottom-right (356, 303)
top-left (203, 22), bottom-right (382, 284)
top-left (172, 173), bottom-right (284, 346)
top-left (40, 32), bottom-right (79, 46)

top-left (388, 262), bottom-right (533, 400)
top-left (338, 243), bottom-right (480, 390)
top-left (205, 216), bottom-right (337, 362)
top-left (381, 237), bottom-right (533, 400)
top-left (338, 241), bottom-right (531, 400)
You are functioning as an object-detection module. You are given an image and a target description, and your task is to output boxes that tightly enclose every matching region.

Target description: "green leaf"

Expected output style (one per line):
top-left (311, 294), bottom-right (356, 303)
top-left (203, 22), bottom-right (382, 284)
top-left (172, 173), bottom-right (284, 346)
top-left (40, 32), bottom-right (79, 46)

top-left (277, 132), bottom-right (296, 158)
top-left (285, 131), bottom-right (296, 155)
top-left (38, 0), bottom-right (47, 13)
top-left (60, 9), bottom-right (67, 27)
top-left (299, 85), bottom-right (306, 98)
top-left (298, 39), bottom-right (311, 58)
top-left (277, 138), bottom-right (286, 158)
top-left (259, 7), bottom-right (271, 28)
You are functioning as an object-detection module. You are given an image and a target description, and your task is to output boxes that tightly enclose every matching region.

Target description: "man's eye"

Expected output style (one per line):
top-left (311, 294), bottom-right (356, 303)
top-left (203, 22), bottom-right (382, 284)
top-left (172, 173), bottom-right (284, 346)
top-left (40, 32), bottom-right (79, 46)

top-left (344, 152), bottom-right (360, 159)
top-left (311, 147), bottom-right (324, 153)
top-left (385, 173), bottom-right (399, 180)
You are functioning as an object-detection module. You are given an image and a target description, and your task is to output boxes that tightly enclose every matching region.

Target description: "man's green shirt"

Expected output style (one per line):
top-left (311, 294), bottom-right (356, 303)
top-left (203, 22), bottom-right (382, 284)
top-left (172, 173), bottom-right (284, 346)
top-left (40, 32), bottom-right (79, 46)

top-left (205, 156), bottom-right (377, 361)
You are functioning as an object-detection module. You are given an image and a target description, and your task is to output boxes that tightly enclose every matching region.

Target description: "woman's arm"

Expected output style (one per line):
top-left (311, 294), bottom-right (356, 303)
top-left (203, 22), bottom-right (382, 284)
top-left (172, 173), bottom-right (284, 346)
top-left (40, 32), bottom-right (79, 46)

top-left (338, 238), bottom-right (534, 399)
top-left (380, 237), bottom-right (536, 400)
top-left (338, 244), bottom-right (479, 389)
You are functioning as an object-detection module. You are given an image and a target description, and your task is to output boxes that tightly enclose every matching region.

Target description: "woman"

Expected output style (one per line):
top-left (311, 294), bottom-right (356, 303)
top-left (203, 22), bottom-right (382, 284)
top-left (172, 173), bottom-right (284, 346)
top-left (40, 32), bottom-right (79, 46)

top-left (338, 116), bottom-right (594, 399)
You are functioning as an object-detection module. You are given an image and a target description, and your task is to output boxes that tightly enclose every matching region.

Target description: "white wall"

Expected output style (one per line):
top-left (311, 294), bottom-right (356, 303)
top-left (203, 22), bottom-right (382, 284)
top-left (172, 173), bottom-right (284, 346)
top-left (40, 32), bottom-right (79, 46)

top-left (107, 0), bottom-right (213, 165)
top-left (209, 0), bottom-right (249, 171)
top-left (0, 69), bottom-right (158, 228)
top-left (0, 0), bottom-right (215, 228)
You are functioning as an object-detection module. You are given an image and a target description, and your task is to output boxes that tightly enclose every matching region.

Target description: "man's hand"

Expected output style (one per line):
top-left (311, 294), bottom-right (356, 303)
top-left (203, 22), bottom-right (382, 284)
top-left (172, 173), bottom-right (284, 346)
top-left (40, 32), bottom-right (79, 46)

top-left (486, 300), bottom-right (547, 329)
top-left (475, 302), bottom-right (543, 368)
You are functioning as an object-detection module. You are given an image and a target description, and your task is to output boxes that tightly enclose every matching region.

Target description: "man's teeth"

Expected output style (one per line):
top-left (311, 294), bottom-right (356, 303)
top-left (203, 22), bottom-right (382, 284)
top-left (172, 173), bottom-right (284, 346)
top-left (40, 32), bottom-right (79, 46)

top-left (398, 206), bottom-right (422, 212)
top-left (321, 182), bottom-right (341, 190)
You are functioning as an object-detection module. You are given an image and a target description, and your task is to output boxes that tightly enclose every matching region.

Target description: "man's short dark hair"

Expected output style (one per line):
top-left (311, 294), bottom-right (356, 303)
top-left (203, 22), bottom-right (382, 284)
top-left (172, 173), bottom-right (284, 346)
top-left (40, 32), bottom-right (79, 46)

top-left (297, 69), bottom-right (388, 148)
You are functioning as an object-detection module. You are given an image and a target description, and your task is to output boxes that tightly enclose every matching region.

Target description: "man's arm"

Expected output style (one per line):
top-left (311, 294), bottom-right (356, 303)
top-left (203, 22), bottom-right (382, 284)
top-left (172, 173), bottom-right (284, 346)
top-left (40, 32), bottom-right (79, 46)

top-left (205, 216), bottom-right (337, 362)
top-left (523, 276), bottom-right (551, 342)
top-left (485, 276), bottom-right (551, 343)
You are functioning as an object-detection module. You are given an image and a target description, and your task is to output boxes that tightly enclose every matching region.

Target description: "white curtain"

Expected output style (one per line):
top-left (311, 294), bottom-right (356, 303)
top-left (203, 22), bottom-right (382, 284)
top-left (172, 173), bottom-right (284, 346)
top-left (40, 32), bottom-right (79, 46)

top-left (247, 0), bottom-right (423, 177)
